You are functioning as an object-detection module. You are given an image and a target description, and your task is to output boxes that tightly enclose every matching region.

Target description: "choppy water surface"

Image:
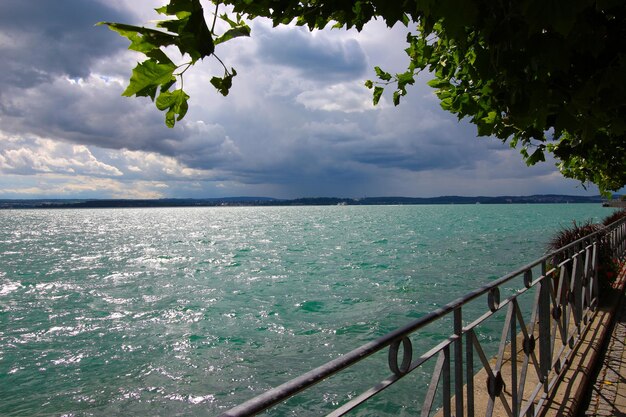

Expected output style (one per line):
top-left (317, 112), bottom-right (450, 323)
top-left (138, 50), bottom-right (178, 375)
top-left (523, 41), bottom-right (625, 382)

top-left (0, 204), bottom-right (614, 416)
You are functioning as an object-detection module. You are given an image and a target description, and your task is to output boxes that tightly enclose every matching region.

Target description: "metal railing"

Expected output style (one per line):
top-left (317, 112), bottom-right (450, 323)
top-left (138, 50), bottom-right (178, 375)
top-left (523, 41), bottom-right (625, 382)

top-left (219, 217), bottom-right (626, 417)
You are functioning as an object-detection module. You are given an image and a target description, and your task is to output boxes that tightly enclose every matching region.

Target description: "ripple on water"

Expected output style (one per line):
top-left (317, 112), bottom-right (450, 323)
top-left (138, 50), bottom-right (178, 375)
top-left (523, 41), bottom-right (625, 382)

top-left (0, 280), bottom-right (22, 296)
top-left (0, 204), bottom-right (616, 416)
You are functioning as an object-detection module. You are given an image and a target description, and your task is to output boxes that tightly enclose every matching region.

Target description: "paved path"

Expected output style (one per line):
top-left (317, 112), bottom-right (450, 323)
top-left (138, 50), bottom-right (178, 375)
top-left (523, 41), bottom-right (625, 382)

top-left (582, 291), bottom-right (626, 417)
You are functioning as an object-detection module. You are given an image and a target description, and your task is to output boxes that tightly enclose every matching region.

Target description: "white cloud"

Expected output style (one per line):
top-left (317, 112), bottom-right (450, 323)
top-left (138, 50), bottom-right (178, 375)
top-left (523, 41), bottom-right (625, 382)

top-left (0, 175), bottom-right (168, 199)
top-left (0, 136), bottom-right (122, 176)
top-left (296, 83), bottom-right (375, 113)
top-left (118, 149), bottom-right (220, 180)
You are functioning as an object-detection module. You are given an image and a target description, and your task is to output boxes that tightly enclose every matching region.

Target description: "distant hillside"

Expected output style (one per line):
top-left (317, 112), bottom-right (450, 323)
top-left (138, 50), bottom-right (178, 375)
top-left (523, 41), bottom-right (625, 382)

top-left (0, 194), bottom-right (606, 209)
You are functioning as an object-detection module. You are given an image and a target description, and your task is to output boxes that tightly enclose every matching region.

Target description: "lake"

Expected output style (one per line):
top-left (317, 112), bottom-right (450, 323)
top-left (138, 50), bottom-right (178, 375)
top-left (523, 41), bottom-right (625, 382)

top-left (0, 204), bottom-right (615, 416)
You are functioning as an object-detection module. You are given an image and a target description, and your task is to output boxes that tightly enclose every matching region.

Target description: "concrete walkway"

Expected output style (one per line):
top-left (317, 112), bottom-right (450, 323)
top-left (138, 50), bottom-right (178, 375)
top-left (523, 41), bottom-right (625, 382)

top-left (581, 290), bottom-right (626, 417)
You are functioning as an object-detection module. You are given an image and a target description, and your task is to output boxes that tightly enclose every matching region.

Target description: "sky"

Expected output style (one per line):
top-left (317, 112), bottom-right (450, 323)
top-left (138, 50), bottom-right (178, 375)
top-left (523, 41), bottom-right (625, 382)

top-left (0, 0), bottom-right (608, 199)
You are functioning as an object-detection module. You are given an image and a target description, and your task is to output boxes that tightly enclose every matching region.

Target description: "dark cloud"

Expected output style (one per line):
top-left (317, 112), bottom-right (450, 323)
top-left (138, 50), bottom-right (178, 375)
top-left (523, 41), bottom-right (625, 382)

top-left (0, 75), bottom-right (245, 176)
top-left (255, 25), bottom-right (368, 82)
top-left (0, 0), bottom-right (128, 87)
top-left (0, 2), bottom-right (603, 198)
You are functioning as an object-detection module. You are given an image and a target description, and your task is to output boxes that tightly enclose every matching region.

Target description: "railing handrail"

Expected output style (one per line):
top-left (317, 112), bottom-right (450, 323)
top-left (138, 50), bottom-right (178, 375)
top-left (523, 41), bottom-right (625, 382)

top-left (219, 216), bottom-right (626, 417)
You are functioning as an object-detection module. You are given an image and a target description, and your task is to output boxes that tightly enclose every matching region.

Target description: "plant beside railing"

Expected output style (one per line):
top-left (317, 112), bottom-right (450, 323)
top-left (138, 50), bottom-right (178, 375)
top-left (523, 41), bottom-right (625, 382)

top-left (603, 209), bottom-right (626, 283)
top-left (547, 210), bottom-right (626, 300)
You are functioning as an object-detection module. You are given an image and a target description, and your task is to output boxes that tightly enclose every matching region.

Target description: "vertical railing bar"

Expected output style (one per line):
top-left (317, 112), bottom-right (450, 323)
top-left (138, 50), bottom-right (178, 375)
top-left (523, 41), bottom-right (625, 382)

top-left (538, 260), bottom-right (552, 392)
top-left (570, 254), bottom-right (582, 329)
top-left (443, 346), bottom-right (451, 417)
top-left (549, 314), bottom-right (559, 387)
top-left (466, 329), bottom-right (475, 417)
top-left (551, 261), bottom-right (569, 372)
top-left (511, 300), bottom-right (519, 417)
top-left (453, 307), bottom-right (464, 417)
top-left (488, 304), bottom-right (515, 417)
top-left (515, 290), bottom-right (537, 414)
top-left (557, 265), bottom-right (569, 344)
top-left (563, 262), bottom-right (574, 347)
top-left (583, 246), bottom-right (592, 315)
top-left (589, 242), bottom-right (598, 310)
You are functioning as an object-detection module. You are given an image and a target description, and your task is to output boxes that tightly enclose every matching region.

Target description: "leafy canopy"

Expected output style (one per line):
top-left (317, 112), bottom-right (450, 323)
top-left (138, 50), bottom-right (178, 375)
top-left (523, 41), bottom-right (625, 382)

top-left (101, 0), bottom-right (626, 194)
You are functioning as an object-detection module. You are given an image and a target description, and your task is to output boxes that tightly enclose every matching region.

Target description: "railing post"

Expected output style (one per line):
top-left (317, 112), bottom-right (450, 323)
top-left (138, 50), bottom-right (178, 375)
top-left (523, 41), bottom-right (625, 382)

top-left (591, 241), bottom-right (599, 308)
top-left (444, 345), bottom-right (451, 417)
top-left (454, 307), bottom-right (463, 417)
top-left (571, 253), bottom-right (583, 329)
top-left (538, 260), bottom-right (552, 390)
top-left (466, 330), bottom-right (474, 417)
top-left (510, 302), bottom-right (518, 417)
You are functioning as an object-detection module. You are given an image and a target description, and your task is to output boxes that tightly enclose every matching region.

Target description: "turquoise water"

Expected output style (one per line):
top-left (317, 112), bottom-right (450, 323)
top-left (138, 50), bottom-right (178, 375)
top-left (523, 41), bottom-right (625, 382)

top-left (0, 204), bottom-right (615, 416)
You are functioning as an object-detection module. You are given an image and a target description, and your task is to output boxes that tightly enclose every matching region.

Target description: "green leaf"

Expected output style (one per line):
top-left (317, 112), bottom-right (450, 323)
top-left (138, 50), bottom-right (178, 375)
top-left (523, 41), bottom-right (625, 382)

top-left (374, 66), bottom-right (392, 81)
top-left (482, 111), bottom-right (497, 125)
top-left (219, 13), bottom-right (239, 28)
top-left (122, 59), bottom-right (177, 99)
top-left (156, 89), bottom-right (189, 128)
top-left (393, 91), bottom-right (401, 106)
top-left (427, 78), bottom-right (450, 89)
top-left (210, 69), bottom-right (238, 96)
top-left (364, 80), bottom-right (373, 89)
top-left (146, 49), bottom-right (174, 66)
top-left (155, 90), bottom-right (177, 111)
top-left (152, 0), bottom-right (215, 62)
top-left (155, 0), bottom-right (201, 16)
top-left (373, 86), bottom-right (384, 105)
top-left (214, 25), bottom-right (252, 45)
top-left (178, 11), bottom-right (214, 61)
top-left (526, 147), bottom-right (546, 165)
top-left (98, 22), bottom-right (178, 54)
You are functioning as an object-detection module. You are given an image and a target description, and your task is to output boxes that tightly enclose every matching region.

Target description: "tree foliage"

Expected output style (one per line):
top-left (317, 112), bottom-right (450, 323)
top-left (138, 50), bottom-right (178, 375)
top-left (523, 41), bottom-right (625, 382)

top-left (101, 0), bottom-right (626, 193)
top-left (98, 0), bottom-right (248, 127)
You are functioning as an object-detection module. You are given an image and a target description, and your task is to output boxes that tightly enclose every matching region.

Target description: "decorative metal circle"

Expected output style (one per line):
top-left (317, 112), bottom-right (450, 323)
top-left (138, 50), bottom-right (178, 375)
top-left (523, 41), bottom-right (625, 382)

top-left (554, 360), bottom-right (561, 373)
top-left (523, 335), bottom-right (536, 354)
top-left (487, 371), bottom-right (504, 397)
top-left (388, 337), bottom-right (413, 376)
top-left (488, 288), bottom-right (500, 312)
top-left (524, 269), bottom-right (533, 288)
top-left (552, 306), bottom-right (562, 320)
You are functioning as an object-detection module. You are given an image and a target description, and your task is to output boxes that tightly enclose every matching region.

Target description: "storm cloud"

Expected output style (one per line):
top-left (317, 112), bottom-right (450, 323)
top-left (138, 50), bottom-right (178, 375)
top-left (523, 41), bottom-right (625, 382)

top-left (0, 0), bottom-right (127, 87)
top-left (0, 1), bottom-right (604, 199)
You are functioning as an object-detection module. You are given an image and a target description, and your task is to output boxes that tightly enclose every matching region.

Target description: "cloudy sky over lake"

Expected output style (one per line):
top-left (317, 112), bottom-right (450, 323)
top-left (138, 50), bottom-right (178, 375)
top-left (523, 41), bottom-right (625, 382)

top-left (0, 0), bottom-right (606, 199)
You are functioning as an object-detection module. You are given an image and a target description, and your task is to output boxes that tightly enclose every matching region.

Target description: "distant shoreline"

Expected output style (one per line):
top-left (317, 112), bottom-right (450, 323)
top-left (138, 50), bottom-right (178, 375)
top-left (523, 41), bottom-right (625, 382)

top-left (0, 194), bottom-right (610, 209)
